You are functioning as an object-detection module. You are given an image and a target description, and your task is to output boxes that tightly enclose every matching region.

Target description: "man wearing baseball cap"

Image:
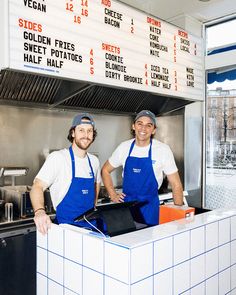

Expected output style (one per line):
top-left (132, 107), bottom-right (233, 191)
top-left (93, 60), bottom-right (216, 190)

top-left (30, 113), bottom-right (101, 234)
top-left (102, 110), bottom-right (183, 226)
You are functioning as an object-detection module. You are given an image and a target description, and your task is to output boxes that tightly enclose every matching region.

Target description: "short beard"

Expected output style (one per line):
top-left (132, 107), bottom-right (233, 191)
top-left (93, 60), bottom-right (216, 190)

top-left (74, 138), bottom-right (93, 150)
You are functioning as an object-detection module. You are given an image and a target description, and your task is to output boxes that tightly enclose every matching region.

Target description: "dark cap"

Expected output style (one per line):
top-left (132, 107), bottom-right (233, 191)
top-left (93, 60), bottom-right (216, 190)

top-left (71, 113), bottom-right (95, 128)
top-left (134, 110), bottom-right (156, 127)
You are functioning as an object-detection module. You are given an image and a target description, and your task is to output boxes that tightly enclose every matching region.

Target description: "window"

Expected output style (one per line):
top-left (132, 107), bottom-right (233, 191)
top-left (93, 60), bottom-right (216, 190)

top-left (207, 19), bottom-right (236, 51)
top-left (205, 18), bottom-right (236, 210)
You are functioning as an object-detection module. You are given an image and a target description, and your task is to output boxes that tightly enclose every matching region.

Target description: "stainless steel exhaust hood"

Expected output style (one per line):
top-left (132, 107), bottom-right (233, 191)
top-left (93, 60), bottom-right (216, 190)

top-left (0, 69), bottom-right (192, 115)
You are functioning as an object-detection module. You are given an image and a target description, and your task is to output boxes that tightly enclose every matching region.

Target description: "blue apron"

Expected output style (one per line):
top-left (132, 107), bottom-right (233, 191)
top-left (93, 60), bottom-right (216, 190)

top-left (123, 139), bottom-right (160, 225)
top-left (56, 146), bottom-right (96, 228)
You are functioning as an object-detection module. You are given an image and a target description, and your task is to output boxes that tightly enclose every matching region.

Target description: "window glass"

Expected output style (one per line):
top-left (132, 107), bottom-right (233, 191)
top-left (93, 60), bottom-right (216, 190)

top-left (206, 84), bottom-right (236, 209)
top-left (206, 19), bottom-right (236, 210)
top-left (207, 19), bottom-right (236, 51)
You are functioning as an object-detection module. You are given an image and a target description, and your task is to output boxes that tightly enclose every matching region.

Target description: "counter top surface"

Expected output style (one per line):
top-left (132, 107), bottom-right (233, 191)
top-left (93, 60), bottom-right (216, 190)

top-left (107, 207), bottom-right (236, 248)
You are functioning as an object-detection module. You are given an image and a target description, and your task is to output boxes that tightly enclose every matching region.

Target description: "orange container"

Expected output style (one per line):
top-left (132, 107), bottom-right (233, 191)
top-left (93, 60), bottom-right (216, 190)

top-left (159, 204), bottom-right (195, 224)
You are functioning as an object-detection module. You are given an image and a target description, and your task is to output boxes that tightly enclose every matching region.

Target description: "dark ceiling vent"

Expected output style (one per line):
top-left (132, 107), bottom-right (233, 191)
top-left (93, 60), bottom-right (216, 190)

top-left (0, 69), bottom-right (192, 115)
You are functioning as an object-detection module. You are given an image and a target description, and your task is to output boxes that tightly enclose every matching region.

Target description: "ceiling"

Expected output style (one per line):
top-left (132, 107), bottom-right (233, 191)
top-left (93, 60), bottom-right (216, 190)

top-left (120, 0), bottom-right (236, 24)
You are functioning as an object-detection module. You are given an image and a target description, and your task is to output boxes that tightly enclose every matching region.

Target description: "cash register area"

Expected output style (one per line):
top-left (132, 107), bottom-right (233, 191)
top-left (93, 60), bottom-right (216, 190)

top-left (36, 207), bottom-right (236, 295)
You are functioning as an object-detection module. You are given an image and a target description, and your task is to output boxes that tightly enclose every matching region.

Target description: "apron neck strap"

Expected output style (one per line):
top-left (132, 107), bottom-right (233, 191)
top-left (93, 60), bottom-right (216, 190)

top-left (69, 146), bottom-right (95, 180)
top-left (69, 146), bottom-right (76, 178)
top-left (128, 139), bottom-right (136, 156)
top-left (129, 139), bottom-right (152, 158)
top-left (87, 155), bottom-right (95, 179)
top-left (148, 139), bottom-right (152, 159)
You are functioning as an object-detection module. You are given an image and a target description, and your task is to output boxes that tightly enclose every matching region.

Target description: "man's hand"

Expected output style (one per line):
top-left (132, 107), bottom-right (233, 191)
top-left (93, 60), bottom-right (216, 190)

top-left (110, 192), bottom-right (126, 203)
top-left (34, 210), bottom-right (52, 235)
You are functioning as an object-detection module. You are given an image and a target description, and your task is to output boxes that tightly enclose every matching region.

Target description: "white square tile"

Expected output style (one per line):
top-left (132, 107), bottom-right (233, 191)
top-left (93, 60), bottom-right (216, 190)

top-left (231, 215), bottom-right (236, 240)
top-left (64, 259), bottom-right (82, 294)
top-left (206, 248), bottom-right (219, 279)
top-left (219, 218), bottom-right (230, 245)
top-left (48, 279), bottom-right (63, 295)
top-left (206, 222), bottom-right (219, 251)
top-left (219, 244), bottom-right (230, 271)
top-left (104, 276), bottom-right (129, 295)
top-left (83, 234), bottom-right (104, 273)
top-left (231, 240), bottom-right (236, 265)
top-left (206, 274), bottom-right (218, 295)
top-left (191, 254), bottom-right (205, 287)
top-left (191, 282), bottom-right (205, 295)
top-left (48, 224), bottom-right (64, 256)
top-left (83, 267), bottom-right (103, 295)
top-left (105, 242), bottom-right (129, 284)
top-left (131, 243), bottom-right (153, 283)
top-left (174, 231), bottom-right (190, 265)
top-left (231, 264), bottom-right (236, 290)
top-left (48, 252), bottom-right (63, 285)
top-left (154, 236), bottom-right (173, 273)
top-left (37, 273), bottom-right (47, 295)
top-left (64, 229), bottom-right (83, 264)
top-left (37, 230), bottom-right (47, 249)
top-left (173, 261), bottom-right (190, 294)
top-left (190, 226), bottom-right (205, 257)
top-left (131, 277), bottom-right (153, 295)
top-left (219, 268), bottom-right (230, 295)
top-left (37, 247), bottom-right (47, 276)
top-left (64, 289), bottom-right (78, 295)
top-left (154, 268), bottom-right (172, 295)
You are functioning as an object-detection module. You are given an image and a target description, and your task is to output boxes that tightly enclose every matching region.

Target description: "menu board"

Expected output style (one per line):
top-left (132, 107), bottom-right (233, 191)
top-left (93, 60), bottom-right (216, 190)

top-left (8, 0), bottom-right (204, 100)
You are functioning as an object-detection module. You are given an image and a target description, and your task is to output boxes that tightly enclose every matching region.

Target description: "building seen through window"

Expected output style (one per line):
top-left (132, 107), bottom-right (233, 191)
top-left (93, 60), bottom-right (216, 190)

top-left (206, 18), bottom-right (236, 209)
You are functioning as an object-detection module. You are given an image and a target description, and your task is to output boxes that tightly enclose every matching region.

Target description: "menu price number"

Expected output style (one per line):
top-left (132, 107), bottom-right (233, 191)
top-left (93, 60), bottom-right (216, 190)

top-left (66, 0), bottom-right (74, 12)
top-left (130, 18), bottom-right (134, 34)
top-left (81, 0), bottom-right (89, 17)
top-left (144, 63), bottom-right (148, 85)
top-left (173, 35), bottom-right (177, 63)
top-left (101, 0), bottom-right (111, 7)
top-left (65, 0), bottom-right (89, 25)
top-left (89, 49), bottom-right (94, 75)
top-left (194, 43), bottom-right (197, 56)
top-left (74, 15), bottom-right (81, 24)
top-left (174, 70), bottom-right (177, 91)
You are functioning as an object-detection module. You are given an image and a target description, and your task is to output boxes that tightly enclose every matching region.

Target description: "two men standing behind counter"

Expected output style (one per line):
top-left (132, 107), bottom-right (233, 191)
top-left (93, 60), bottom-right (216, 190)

top-left (30, 110), bottom-right (183, 234)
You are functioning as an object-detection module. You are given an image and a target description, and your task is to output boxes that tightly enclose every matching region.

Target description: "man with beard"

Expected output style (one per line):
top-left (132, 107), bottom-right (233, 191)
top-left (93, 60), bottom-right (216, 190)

top-left (30, 113), bottom-right (100, 235)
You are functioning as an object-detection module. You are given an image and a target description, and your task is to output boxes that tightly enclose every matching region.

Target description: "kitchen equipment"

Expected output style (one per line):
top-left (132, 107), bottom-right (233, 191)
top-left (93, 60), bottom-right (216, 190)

top-left (4, 202), bottom-right (13, 222)
top-left (0, 186), bottom-right (54, 218)
top-left (0, 167), bottom-right (28, 186)
top-left (0, 222), bottom-right (36, 295)
top-left (0, 200), bottom-right (5, 219)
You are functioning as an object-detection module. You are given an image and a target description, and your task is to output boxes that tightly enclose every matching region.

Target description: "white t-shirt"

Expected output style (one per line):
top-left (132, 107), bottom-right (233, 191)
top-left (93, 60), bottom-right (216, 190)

top-left (109, 139), bottom-right (177, 188)
top-left (35, 149), bottom-right (101, 209)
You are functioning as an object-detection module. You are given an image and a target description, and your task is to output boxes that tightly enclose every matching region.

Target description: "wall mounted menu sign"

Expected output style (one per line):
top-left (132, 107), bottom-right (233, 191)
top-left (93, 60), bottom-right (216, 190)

top-left (8, 0), bottom-right (204, 100)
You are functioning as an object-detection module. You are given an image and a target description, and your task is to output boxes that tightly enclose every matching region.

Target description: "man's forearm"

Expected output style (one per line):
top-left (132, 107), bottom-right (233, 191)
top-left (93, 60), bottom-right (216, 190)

top-left (172, 185), bottom-right (184, 206)
top-left (102, 171), bottom-right (117, 198)
top-left (167, 172), bottom-right (184, 206)
top-left (30, 185), bottom-right (45, 212)
top-left (95, 182), bottom-right (101, 205)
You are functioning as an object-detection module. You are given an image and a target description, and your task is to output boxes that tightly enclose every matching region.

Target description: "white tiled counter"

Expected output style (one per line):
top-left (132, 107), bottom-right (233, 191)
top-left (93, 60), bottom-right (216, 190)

top-left (36, 208), bottom-right (236, 295)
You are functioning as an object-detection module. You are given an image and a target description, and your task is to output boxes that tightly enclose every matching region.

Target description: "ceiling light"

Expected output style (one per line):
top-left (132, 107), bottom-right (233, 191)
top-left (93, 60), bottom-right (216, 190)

top-left (198, 0), bottom-right (210, 2)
